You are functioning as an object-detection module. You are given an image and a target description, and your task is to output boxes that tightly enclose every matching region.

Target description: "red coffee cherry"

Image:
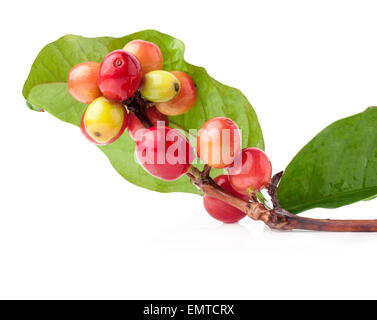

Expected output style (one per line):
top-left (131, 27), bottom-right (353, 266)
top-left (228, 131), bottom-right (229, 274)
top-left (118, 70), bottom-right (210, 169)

top-left (98, 50), bottom-right (142, 101)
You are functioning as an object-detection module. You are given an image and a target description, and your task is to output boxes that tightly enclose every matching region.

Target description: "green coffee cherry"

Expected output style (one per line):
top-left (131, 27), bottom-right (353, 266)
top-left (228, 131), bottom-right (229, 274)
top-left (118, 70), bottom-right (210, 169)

top-left (140, 70), bottom-right (181, 102)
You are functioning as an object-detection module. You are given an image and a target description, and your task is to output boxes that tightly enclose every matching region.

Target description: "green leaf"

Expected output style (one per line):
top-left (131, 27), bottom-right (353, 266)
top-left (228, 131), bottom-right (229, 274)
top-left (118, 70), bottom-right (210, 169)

top-left (277, 107), bottom-right (377, 213)
top-left (364, 194), bottom-right (377, 201)
top-left (25, 101), bottom-right (43, 112)
top-left (23, 30), bottom-right (264, 194)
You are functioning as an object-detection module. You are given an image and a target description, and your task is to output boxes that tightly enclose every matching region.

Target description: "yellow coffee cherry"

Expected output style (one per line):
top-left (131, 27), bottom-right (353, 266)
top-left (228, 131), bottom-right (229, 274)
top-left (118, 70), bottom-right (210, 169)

top-left (82, 97), bottom-right (127, 145)
top-left (140, 70), bottom-right (181, 103)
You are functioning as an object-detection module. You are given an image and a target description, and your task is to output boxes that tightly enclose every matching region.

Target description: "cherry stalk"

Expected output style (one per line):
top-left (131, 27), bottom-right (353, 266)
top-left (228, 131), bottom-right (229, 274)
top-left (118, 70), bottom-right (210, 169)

top-left (127, 96), bottom-right (377, 232)
top-left (124, 92), bottom-right (154, 128)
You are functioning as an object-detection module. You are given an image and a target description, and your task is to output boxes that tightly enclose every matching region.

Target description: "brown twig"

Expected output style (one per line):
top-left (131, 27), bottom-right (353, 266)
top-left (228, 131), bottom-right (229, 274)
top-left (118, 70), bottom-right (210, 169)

top-left (201, 164), bottom-right (211, 181)
top-left (124, 92), bottom-right (153, 128)
top-left (128, 94), bottom-right (377, 232)
top-left (187, 167), bottom-right (377, 232)
top-left (248, 190), bottom-right (258, 202)
top-left (268, 171), bottom-right (283, 208)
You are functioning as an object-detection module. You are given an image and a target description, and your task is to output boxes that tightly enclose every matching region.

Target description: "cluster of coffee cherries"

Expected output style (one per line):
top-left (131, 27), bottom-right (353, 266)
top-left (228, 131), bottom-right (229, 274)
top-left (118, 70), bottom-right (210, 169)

top-left (67, 39), bottom-right (272, 224)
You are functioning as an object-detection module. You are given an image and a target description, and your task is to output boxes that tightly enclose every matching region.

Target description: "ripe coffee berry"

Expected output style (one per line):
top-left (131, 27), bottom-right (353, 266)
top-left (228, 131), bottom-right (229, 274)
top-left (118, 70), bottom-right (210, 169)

top-left (127, 107), bottom-right (168, 141)
top-left (228, 147), bottom-right (272, 194)
top-left (98, 50), bottom-right (142, 101)
top-left (203, 175), bottom-right (249, 223)
top-left (67, 61), bottom-right (101, 104)
top-left (197, 117), bottom-right (241, 169)
top-left (135, 126), bottom-right (195, 181)
top-left (123, 40), bottom-right (163, 74)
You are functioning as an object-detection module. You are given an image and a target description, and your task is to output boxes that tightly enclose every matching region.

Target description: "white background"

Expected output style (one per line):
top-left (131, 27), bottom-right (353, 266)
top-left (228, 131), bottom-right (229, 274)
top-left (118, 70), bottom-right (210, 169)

top-left (2, 0), bottom-right (377, 299)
